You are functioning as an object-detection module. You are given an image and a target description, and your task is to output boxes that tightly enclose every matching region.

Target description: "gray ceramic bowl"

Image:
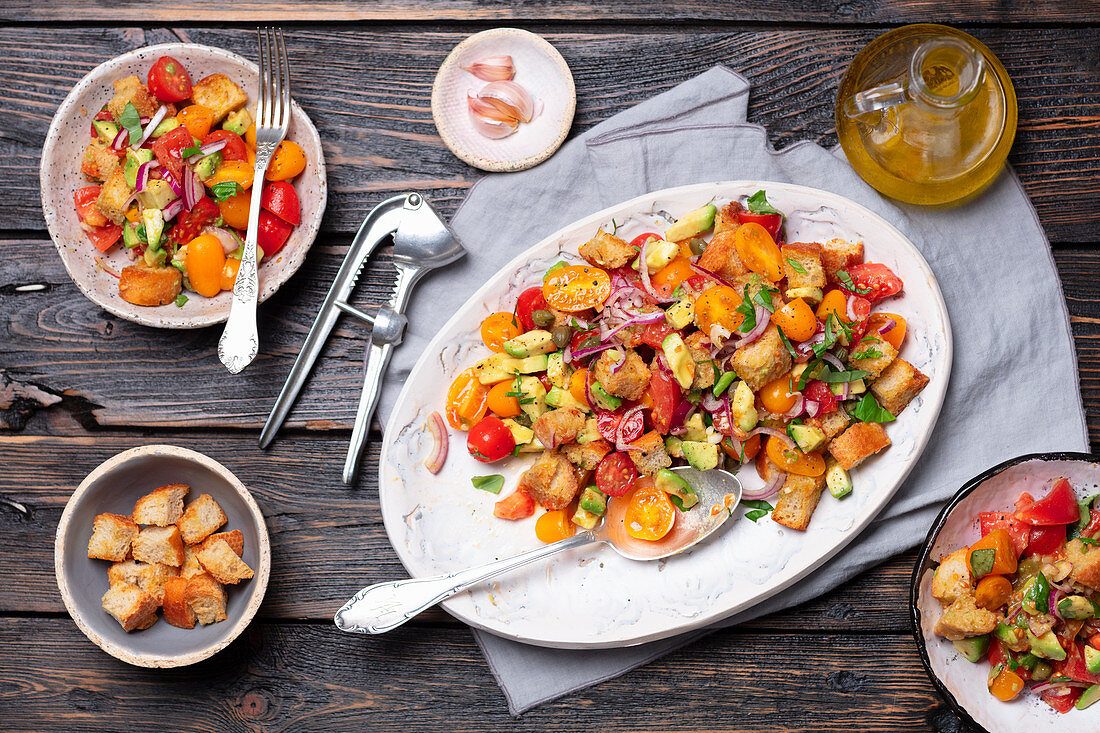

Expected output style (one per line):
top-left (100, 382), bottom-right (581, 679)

top-left (55, 445), bottom-right (271, 667)
top-left (911, 452), bottom-right (1100, 732)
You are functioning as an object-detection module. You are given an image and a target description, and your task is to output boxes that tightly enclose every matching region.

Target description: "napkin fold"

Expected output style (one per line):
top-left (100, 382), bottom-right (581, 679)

top-left (380, 66), bottom-right (1087, 715)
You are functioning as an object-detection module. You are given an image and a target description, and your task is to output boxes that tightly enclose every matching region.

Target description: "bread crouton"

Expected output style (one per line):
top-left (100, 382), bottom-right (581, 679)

top-left (829, 422), bottom-right (891, 470)
top-left (806, 410), bottom-right (850, 442)
top-left (696, 230), bottom-right (749, 282)
top-left (593, 349), bottom-right (650, 400)
top-left (189, 74), bottom-right (248, 123)
top-left (684, 332), bottom-right (716, 389)
top-left (847, 333), bottom-right (898, 380)
top-left (933, 592), bottom-right (999, 641)
top-left (180, 545), bottom-right (205, 578)
top-left (183, 573), bottom-right (227, 625)
top-left (88, 513), bottom-right (139, 562)
top-left (131, 525), bottom-right (185, 567)
top-left (197, 539), bottom-right (254, 585)
top-left (200, 529), bottom-right (244, 557)
top-left (107, 75), bottom-right (159, 119)
top-left (101, 582), bottom-right (158, 632)
top-left (177, 493), bottom-right (228, 545)
top-left (517, 450), bottom-right (579, 510)
top-left (821, 239), bottom-right (864, 283)
top-left (132, 483), bottom-right (188, 526)
top-left (931, 547), bottom-right (973, 606)
top-left (730, 324), bottom-right (791, 391)
top-left (713, 202), bottom-right (742, 234)
top-left (628, 431), bottom-right (672, 476)
top-left (562, 438), bottom-right (613, 470)
top-left (108, 560), bottom-right (179, 605)
top-left (781, 242), bottom-right (826, 289)
top-left (756, 455), bottom-right (784, 483)
top-left (81, 140), bottom-right (122, 182)
top-left (533, 408), bottom-right (586, 450)
top-left (772, 471), bottom-right (827, 531)
top-left (1067, 538), bottom-right (1100, 591)
top-left (95, 169), bottom-right (133, 225)
top-left (118, 262), bottom-right (183, 307)
top-left (162, 576), bottom-right (196, 629)
top-left (870, 359), bottom-right (929, 416)
top-left (578, 229), bottom-right (635, 269)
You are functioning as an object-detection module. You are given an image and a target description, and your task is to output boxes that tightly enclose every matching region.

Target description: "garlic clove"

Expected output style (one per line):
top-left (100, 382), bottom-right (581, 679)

top-left (461, 55), bottom-right (515, 82)
top-left (477, 81), bottom-right (538, 124)
top-left (467, 91), bottom-right (519, 123)
top-left (470, 112), bottom-right (518, 139)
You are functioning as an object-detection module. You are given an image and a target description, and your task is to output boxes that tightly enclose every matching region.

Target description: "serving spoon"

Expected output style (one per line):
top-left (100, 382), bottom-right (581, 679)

top-left (334, 466), bottom-right (742, 635)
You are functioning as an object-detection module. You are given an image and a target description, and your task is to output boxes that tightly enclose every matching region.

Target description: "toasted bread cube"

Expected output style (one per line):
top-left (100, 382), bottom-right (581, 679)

top-left (807, 410), bottom-right (850, 442)
top-left (772, 471), bottom-right (827, 531)
top-left (107, 75), bottom-right (159, 119)
top-left (88, 513), bottom-right (139, 562)
top-left (933, 592), bottom-right (999, 641)
top-left (592, 349), bottom-right (651, 401)
top-left (177, 493), bottom-right (228, 545)
top-left (180, 545), bottom-right (205, 578)
top-left (533, 408), bottom-right (585, 451)
top-left (713, 202), bottom-right (741, 234)
top-left (1067, 539), bottom-right (1100, 591)
top-left (101, 581), bottom-right (158, 632)
top-left (829, 422), bottom-right (891, 470)
top-left (870, 359), bottom-right (930, 416)
top-left (628, 430), bottom-right (672, 476)
top-left (197, 539), bottom-right (254, 585)
top-left (780, 242), bottom-right (826, 290)
top-left (132, 483), bottom-right (188, 526)
top-left (108, 560), bottom-right (179, 605)
top-left (132, 525), bottom-right (185, 567)
top-left (184, 573), bottom-right (227, 625)
top-left (821, 239), bottom-right (864, 283)
top-left (517, 450), bottom-right (579, 510)
top-left (190, 74), bottom-right (247, 123)
top-left (578, 229), bottom-right (635, 269)
top-left (161, 577), bottom-right (196, 629)
top-left (684, 332), bottom-right (716, 389)
top-left (931, 547), bottom-right (973, 606)
top-left (95, 169), bottom-right (133, 225)
top-left (81, 140), bottom-right (121, 182)
top-left (200, 529), bottom-right (244, 557)
top-left (118, 262), bottom-right (183, 307)
top-left (562, 438), bottom-right (613, 471)
top-left (847, 333), bottom-right (898, 380)
top-left (697, 230), bottom-right (748, 281)
top-left (731, 325), bottom-right (792, 391)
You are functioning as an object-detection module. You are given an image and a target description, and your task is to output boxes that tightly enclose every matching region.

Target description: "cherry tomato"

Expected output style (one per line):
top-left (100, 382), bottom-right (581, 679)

top-left (151, 125), bottom-right (196, 181)
top-left (486, 381), bottom-right (521, 419)
top-left (759, 373), bottom-right (798, 414)
top-left (1026, 524), bottom-right (1066, 556)
top-left (974, 575), bottom-right (1013, 610)
top-left (816, 289), bottom-right (850, 324)
top-left (467, 415), bottom-right (516, 463)
top-left (90, 109), bottom-right (115, 138)
top-left (206, 160), bottom-right (256, 191)
top-left (597, 408), bottom-right (644, 444)
top-left (184, 233), bottom-right (227, 298)
top-left (256, 210), bottom-right (293, 256)
top-left (640, 321), bottom-right (675, 349)
top-left (866, 312), bottom-right (906, 351)
top-left (220, 257), bottom-right (241, 292)
top-left (74, 186), bottom-right (108, 226)
top-left (445, 367), bottom-right (489, 430)
top-left (543, 265), bottom-right (612, 312)
top-left (84, 223), bottom-right (123, 252)
top-left (650, 257), bottom-right (696, 299)
top-left (772, 298), bottom-right (817, 341)
top-left (147, 56), bottom-right (193, 103)
top-left (1015, 478), bottom-right (1080, 525)
top-left (736, 211), bottom-right (783, 241)
top-left (167, 196), bottom-right (218, 246)
top-left (569, 367), bottom-right (590, 408)
top-left (535, 509), bottom-right (577, 543)
top-left (258, 180), bottom-right (300, 226)
top-left (803, 379), bottom-right (838, 415)
top-left (647, 370), bottom-right (681, 434)
top-left (515, 286), bottom-right (548, 331)
top-left (201, 129), bottom-right (249, 162)
top-left (177, 104), bottom-right (215, 140)
top-left (265, 140), bottom-right (307, 181)
top-left (694, 285), bottom-right (744, 336)
top-left (765, 436), bottom-right (826, 477)
top-left (480, 311), bottom-right (522, 352)
top-left (734, 222), bottom-right (783, 281)
top-left (596, 452), bottom-right (638, 498)
top-left (722, 434), bottom-right (761, 462)
top-left (217, 187), bottom-right (252, 230)
top-left (624, 479), bottom-right (676, 541)
top-left (841, 263), bottom-right (903, 302)
top-left (494, 490), bottom-right (536, 520)
top-left (978, 511), bottom-right (1031, 556)
top-left (629, 232), bottom-right (661, 249)
top-left (989, 668), bottom-right (1024, 702)
top-left (848, 295), bottom-right (872, 322)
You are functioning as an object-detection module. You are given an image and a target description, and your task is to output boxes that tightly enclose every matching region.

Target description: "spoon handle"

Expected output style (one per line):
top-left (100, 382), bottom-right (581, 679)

top-left (334, 531), bottom-right (597, 634)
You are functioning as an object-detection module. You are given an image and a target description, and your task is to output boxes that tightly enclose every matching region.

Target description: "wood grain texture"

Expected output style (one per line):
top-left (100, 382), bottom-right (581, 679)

top-left (0, 26), bottom-right (1097, 240)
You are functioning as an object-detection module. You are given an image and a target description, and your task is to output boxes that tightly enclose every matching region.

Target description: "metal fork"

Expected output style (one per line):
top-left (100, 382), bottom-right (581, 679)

top-left (218, 27), bottom-right (291, 374)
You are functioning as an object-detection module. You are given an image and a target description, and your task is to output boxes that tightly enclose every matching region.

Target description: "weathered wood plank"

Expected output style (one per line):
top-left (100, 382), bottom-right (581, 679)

top-left (0, 26), bottom-right (1097, 240)
top-left (0, 618), bottom-right (973, 732)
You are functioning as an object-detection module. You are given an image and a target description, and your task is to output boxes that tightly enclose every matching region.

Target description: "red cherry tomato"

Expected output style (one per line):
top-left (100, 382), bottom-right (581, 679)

top-left (1026, 524), bottom-right (1066, 556)
top-left (978, 512), bottom-right (1032, 557)
top-left (494, 490), bottom-right (536, 520)
top-left (596, 452), bottom-right (638, 498)
top-left (147, 56), bottom-right (193, 103)
top-left (629, 232), bottom-right (661, 249)
top-left (639, 321), bottom-right (674, 349)
top-left (201, 129), bottom-right (249, 162)
top-left (259, 181), bottom-right (301, 225)
top-left (76, 185), bottom-right (122, 251)
top-left (90, 109), bottom-right (115, 138)
top-left (257, 210), bottom-right (294, 256)
top-left (736, 211), bottom-right (783, 241)
top-left (466, 415), bottom-right (516, 463)
top-left (803, 380), bottom-right (838, 416)
top-left (647, 370), bottom-right (681, 434)
top-left (167, 196), bottom-right (218, 246)
top-left (152, 125), bottom-right (196, 181)
top-left (840, 263), bottom-right (903, 303)
top-left (596, 408), bottom-right (644, 444)
top-left (1015, 478), bottom-right (1080, 525)
top-left (85, 224), bottom-right (123, 252)
top-left (515, 286), bottom-right (548, 332)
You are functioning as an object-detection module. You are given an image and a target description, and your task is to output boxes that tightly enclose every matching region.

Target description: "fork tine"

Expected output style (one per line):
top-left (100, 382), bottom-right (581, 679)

top-left (277, 28), bottom-right (291, 134)
top-left (255, 27), bottom-right (267, 129)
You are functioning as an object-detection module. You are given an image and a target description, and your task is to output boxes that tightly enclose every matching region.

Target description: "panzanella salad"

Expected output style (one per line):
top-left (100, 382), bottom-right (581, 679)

top-left (75, 55), bottom-right (307, 307)
top-left (931, 479), bottom-right (1100, 713)
top-left (440, 192), bottom-right (930, 545)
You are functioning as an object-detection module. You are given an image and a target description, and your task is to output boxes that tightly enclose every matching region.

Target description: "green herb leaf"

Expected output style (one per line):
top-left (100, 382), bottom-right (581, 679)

top-left (786, 257), bottom-right (807, 274)
top-left (735, 285), bottom-right (757, 333)
top-left (798, 359), bottom-right (822, 390)
top-left (211, 181), bottom-right (242, 202)
top-left (471, 475), bottom-right (505, 494)
top-left (180, 145), bottom-right (202, 159)
top-left (818, 368), bottom-right (870, 384)
top-left (1080, 537), bottom-right (1100, 547)
top-left (669, 495), bottom-right (695, 512)
top-left (970, 547), bottom-right (996, 579)
top-left (742, 499), bottom-right (774, 511)
top-left (610, 218), bottom-right (621, 235)
top-left (836, 270), bottom-right (872, 295)
top-left (777, 329), bottom-right (798, 359)
top-left (745, 190), bottom-right (781, 217)
top-left (851, 349), bottom-right (883, 360)
top-left (173, 293), bottom-right (188, 307)
top-left (753, 285), bottom-right (776, 314)
top-left (745, 509), bottom-right (769, 522)
top-left (543, 261), bottom-right (567, 280)
top-left (849, 393), bottom-right (896, 424)
top-left (119, 102), bottom-right (143, 145)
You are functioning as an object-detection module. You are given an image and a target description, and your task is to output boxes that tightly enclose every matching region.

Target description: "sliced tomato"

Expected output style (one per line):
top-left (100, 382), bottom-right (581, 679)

top-left (259, 181), bottom-right (301, 225)
top-left (152, 125), bottom-right (196, 181)
top-left (596, 452), bottom-right (637, 498)
top-left (85, 223), bottom-right (123, 252)
top-left (257, 210), bottom-right (293, 256)
top-left (201, 129), bottom-right (249, 162)
top-left (978, 512), bottom-right (1031, 557)
top-left (494, 490), bottom-right (536, 520)
top-left (74, 186), bottom-right (106, 225)
top-left (647, 370), bottom-right (680, 434)
top-left (803, 380), bottom-right (838, 416)
top-left (639, 321), bottom-right (674, 349)
top-left (515, 286), bottom-right (548, 332)
top-left (1083, 508), bottom-right (1100, 538)
top-left (466, 415), bottom-right (515, 463)
top-left (1039, 686), bottom-right (1082, 714)
top-left (543, 265), bottom-right (612, 312)
top-left (596, 408), bottom-right (644, 444)
top-left (167, 196), bottom-right (218, 246)
top-left (840, 263), bottom-right (903, 303)
top-left (629, 232), bottom-right (661, 249)
top-left (1015, 478), bottom-right (1080, 526)
top-left (1026, 523), bottom-right (1066, 556)
top-left (148, 56), bottom-right (193, 103)
top-left (736, 211), bottom-right (783, 241)
top-left (1060, 639), bottom-right (1100, 685)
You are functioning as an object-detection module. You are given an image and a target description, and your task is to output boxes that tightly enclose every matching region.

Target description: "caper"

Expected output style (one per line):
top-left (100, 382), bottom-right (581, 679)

top-left (531, 309), bottom-right (555, 328)
top-left (580, 335), bottom-right (601, 351)
top-left (551, 325), bottom-right (573, 349)
top-left (1031, 661), bottom-right (1053, 682)
top-left (689, 237), bottom-right (708, 256)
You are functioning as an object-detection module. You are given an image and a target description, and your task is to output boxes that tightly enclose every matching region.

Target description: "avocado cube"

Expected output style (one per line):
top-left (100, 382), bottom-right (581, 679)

top-left (546, 351), bottom-right (571, 388)
top-left (664, 204), bottom-right (717, 242)
top-left (150, 115), bottom-right (180, 139)
top-left (502, 418), bottom-right (534, 447)
top-left (503, 330), bottom-right (555, 358)
top-left (789, 424), bottom-right (826, 453)
top-left (124, 148), bottom-right (155, 189)
top-left (136, 179), bottom-right (177, 210)
top-left (571, 505), bottom-right (600, 530)
top-left (545, 386), bottom-right (588, 413)
top-left (825, 459), bottom-right (853, 499)
top-left (1026, 629), bottom-right (1067, 661)
top-left (122, 222), bottom-right (142, 250)
top-left (222, 108), bottom-right (253, 135)
top-left (1086, 645), bottom-right (1100, 675)
top-left (575, 418), bottom-right (600, 445)
top-left (664, 436), bottom-right (684, 458)
top-left (517, 376), bottom-right (547, 421)
top-left (729, 381), bottom-right (758, 433)
top-left (951, 635), bottom-right (989, 663)
top-left (93, 119), bottom-right (120, 144)
top-left (636, 239), bottom-right (679, 274)
top-left (1077, 684), bottom-right (1100, 710)
top-left (192, 152), bottom-right (223, 182)
top-left (141, 208), bottom-right (165, 251)
top-left (681, 413), bottom-right (707, 442)
top-left (784, 286), bottom-right (823, 306)
top-left (681, 441), bottom-right (719, 471)
top-left (661, 332), bottom-right (695, 389)
top-left (589, 381), bottom-right (621, 411)
top-left (654, 468), bottom-right (699, 510)
top-left (1056, 595), bottom-right (1098, 620)
top-left (665, 296), bottom-right (695, 330)
top-left (578, 486), bottom-right (607, 516)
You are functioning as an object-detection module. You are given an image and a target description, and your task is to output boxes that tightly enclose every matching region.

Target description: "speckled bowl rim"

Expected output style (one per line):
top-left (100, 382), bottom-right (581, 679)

top-left (40, 42), bottom-right (327, 329)
top-left (54, 444), bottom-right (272, 668)
top-left (909, 451), bottom-right (1098, 732)
top-left (431, 28), bottom-right (576, 172)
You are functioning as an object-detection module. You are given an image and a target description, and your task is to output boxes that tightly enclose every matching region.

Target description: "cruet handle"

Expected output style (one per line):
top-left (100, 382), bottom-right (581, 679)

top-left (841, 81), bottom-right (908, 119)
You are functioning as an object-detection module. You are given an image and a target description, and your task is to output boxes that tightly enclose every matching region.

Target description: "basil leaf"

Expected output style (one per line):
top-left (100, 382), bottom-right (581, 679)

top-left (669, 494), bottom-right (695, 512)
top-left (173, 293), bottom-right (188, 307)
top-left (744, 509), bottom-right (769, 523)
top-left (1080, 537), bottom-right (1100, 547)
top-left (119, 102), bottom-right (143, 145)
top-left (180, 145), bottom-right (202, 159)
top-left (742, 499), bottom-right (774, 511)
top-left (735, 285), bottom-right (757, 333)
top-left (786, 257), bottom-right (807, 274)
top-left (818, 368), bottom-right (870, 384)
top-left (851, 349), bottom-right (883, 360)
top-left (849, 393), bottom-right (896, 423)
top-left (969, 547), bottom-right (996, 579)
top-left (745, 190), bottom-right (781, 216)
top-left (836, 270), bottom-right (872, 295)
top-left (211, 181), bottom-right (242, 202)
top-left (777, 329), bottom-right (798, 359)
top-left (471, 474), bottom-right (505, 494)
top-left (753, 285), bottom-right (776, 314)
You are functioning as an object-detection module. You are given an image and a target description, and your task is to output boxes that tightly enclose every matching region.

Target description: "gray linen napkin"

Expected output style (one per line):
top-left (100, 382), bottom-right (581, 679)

top-left (379, 66), bottom-right (1087, 714)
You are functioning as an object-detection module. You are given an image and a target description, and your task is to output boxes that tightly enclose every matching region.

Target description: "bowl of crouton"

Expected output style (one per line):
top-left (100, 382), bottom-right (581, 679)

top-left (54, 444), bottom-right (271, 667)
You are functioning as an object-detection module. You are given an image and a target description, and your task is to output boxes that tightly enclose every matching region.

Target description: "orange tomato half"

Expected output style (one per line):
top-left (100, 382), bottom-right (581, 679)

top-left (535, 509), bottom-right (577, 543)
top-left (177, 104), bottom-right (215, 140)
top-left (486, 381), bottom-right (522, 419)
top-left (569, 367), bottom-right (590, 408)
top-left (734, 223), bottom-right (783, 281)
top-left (772, 298), bottom-right (817, 341)
top-left (445, 367), bottom-right (489, 430)
top-left (480, 311), bottom-right (522, 353)
top-left (265, 140), bottom-right (307, 181)
top-left (816, 289), bottom-right (850, 324)
top-left (542, 265), bottom-right (611, 312)
top-left (867, 312), bottom-right (907, 351)
top-left (651, 257), bottom-right (695, 299)
top-left (205, 160), bottom-right (255, 190)
top-left (694, 284), bottom-right (744, 336)
top-left (184, 233), bottom-right (226, 298)
top-left (624, 478), bottom-right (676, 541)
top-left (759, 373), bottom-right (799, 414)
top-left (219, 257), bottom-right (241, 292)
top-left (217, 188), bottom-right (252, 230)
top-left (989, 668), bottom-right (1024, 701)
top-left (765, 436), bottom-right (826, 477)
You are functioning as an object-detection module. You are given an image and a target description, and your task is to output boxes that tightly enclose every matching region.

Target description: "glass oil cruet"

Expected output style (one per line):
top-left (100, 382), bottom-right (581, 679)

top-left (836, 24), bottom-right (1018, 205)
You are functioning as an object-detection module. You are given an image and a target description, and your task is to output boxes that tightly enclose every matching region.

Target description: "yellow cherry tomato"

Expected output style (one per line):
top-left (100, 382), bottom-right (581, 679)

top-left (205, 160), bottom-right (255, 190)
top-left (734, 223), bottom-right (783, 281)
top-left (217, 187), bottom-right (252, 230)
top-left (486, 381), bottom-right (522, 419)
top-left (625, 478), bottom-right (676, 541)
top-left (759, 373), bottom-right (799, 414)
top-left (989, 668), bottom-right (1024, 701)
top-left (445, 367), bottom-right (488, 430)
top-left (219, 257), bottom-right (241, 292)
top-left (569, 367), bottom-right (590, 408)
top-left (867, 312), bottom-right (907, 351)
top-left (177, 104), bottom-right (215, 140)
top-left (765, 435), bottom-right (826, 477)
top-left (265, 140), bottom-right (306, 181)
top-left (816, 289), bottom-right (850, 323)
top-left (245, 122), bottom-right (256, 149)
top-left (542, 265), bottom-right (612, 312)
top-left (535, 509), bottom-right (577, 543)
top-left (480, 311), bottom-right (522, 353)
top-left (650, 257), bottom-right (696, 299)
top-left (694, 284), bottom-right (744, 336)
top-left (184, 233), bottom-right (226, 298)
top-left (772, 298), bottom-right (817, 341)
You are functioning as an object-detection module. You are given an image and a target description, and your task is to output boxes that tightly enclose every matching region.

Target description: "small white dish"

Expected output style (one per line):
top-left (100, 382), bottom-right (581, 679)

top-left (431, 28), bottom-right (576, 172)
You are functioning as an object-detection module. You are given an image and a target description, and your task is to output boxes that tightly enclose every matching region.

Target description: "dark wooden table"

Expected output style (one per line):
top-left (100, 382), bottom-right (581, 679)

top-left (1, 3), bottom-right (1098, 731)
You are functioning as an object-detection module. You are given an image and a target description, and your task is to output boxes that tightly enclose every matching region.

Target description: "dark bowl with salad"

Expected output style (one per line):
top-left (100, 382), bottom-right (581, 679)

top-left (912, 452), bottom-right (1100, 731)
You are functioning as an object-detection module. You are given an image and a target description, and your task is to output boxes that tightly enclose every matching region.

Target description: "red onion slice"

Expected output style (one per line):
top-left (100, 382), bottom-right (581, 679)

top-left (134, 161), bottom-right (156, 193)
top-left (162, 168), bottom-right (183, 197)
top-left (782, 394), bottom-right (805, 419)
top-left (732, 305), bottom-right (770, 349)
top-left (700, 391), bottom-right (724, 413)
top-left (821, 352), bottom-right (845, 372)
top-left (688, 262), bottom-right (737, 289)
top-left (110, 126), bottom-right (129, 150)
top-left (423, 411), bottom-right (448, 474)
top-left (636, 237), bottom-right (677, 303)
top-left (572, 341), bottom-right (615, 360)
top-left (161, 198), bottom-right (184, 222)
top-left (609, 345), bottom-right (627, 373)
top-left (743, 471), bottom-right (786, 501)
top-left (1032, 681), bottom-right (1091, 694)
top-left (877, 317), bottom-right (896, 335)
top-left (135, 105), bottom-right (168, 148)
top-left (804, 399), bottom-right (821, 418)
top-left (746, 426), bottom-right (796, 449)
top-left (186, 138), bottom-right (227, 164)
